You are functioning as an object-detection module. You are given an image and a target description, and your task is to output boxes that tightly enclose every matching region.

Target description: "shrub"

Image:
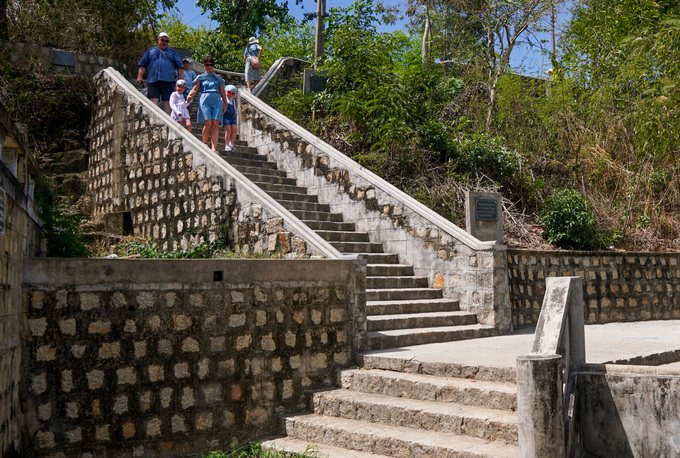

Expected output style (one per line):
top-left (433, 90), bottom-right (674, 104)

top-left (537, 188), bottom-right (601, 250)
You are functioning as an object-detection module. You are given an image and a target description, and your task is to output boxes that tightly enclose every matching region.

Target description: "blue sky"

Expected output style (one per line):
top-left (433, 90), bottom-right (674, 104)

top-left (168, 0), bottom-right (570, 76)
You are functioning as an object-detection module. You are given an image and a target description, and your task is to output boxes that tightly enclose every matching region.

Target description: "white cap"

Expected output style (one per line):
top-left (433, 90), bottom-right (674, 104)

top-left (248, 37), bottom-right (259, 44)
top-left (176, 79), bottom-right (187, 86)
top-left (158, 32), bottom-right (169, 39)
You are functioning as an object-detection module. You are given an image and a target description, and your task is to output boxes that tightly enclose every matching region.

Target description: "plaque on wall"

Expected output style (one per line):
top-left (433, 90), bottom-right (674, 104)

top-left (53, 50), bottom-right (76, 67)
top-left (475, 198), bottom-right (498, 221)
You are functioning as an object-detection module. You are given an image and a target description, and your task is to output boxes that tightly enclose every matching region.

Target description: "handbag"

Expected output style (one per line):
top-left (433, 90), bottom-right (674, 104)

top-left (250, 56), bottom-right (262, 70)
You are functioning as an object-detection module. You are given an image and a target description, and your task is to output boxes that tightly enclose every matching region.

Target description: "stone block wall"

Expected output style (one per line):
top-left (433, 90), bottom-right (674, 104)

top-left (89, 68), bottom-right (337, 257)
top-left (239, 93), bottom-right (511, 331)
top-left (4, 42), bottom-right (131, 79)
top-left (0, 178), bottom-right (44, 456)
top-left (508, 249), bottom-right (680, 328)
top-left (21, 257), bottom-right (366, 456)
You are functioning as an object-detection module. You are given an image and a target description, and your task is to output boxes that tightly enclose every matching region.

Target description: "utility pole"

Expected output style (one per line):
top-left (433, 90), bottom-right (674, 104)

top-left (314, 0), bottom-right (326, 69)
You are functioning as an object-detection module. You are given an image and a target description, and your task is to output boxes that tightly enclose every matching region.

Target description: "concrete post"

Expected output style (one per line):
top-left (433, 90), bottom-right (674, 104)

top-left (517, 354), bottom-right (565, 458)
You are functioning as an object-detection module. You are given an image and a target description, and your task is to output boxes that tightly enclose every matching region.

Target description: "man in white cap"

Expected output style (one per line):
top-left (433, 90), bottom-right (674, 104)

top-left (137, 32), bottom-right (184, 114)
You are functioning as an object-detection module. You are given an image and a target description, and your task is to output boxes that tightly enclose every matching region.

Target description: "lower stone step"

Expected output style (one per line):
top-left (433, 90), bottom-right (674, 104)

top-left (366, 288), bottom-right (443, 301)
top-left (283, 414), bottom-right (518, 457)
top-left (366, 298), bottom-right (460, 315)
top-left (340, 368), bottom-right (517, 411)
top-left (365, 324), bottom-right (496, 350)
top-left (359, 353), bottom-right (517, 383)
top-left (261, 437), bottom-right (390, 458)
top-left (366, 311), bottom-right (479, 331)
top-left (313, 389), bottom-right (518, 445)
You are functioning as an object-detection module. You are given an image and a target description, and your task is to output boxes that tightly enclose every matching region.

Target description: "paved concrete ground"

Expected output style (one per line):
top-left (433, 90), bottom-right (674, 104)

top-left (363, 320), bottom-right (680, 370)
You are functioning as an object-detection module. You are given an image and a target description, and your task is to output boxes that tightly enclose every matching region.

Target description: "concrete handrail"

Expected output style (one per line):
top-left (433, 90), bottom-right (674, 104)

top-left (251, 57), bottom-right (311, 98)
top-left (99, 67), bottom-right (345, 260)
top-left (240, 89), bottom-right (496, 251)
top-left (522, 276), bottom-right (586, 457)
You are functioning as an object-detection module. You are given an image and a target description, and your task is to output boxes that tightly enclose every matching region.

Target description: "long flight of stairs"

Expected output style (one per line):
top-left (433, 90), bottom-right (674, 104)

top-left (262, 359), bottom-right (519, 457)
top-left (191, 123), bottom-right (496, 350)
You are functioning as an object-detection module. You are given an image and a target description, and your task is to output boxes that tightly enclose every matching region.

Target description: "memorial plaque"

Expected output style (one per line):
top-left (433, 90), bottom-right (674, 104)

top-left (475, 198), bottom-right (498, 221)
top-left (53, 50), bottom-right (76, 67)
top-left (310, 74), bottom-right (327, 92)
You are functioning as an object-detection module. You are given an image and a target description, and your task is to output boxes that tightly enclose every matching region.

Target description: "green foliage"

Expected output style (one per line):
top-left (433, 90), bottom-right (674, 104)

top-left (44, 207), bottom-right (92, 258)
top-left (157, 12), bottom-right (211, 53)
top-left (537, 188), bottom-right (602, 250)
top-left (260, 16), bottom-right (315, 67)
top-left (114, 232), bottom-right (228, 259)
top-left (204, 441), bottom-right (318, 457)
top-left (0, 57), bottom-right (93, 154)
top-left (5, 0), bottom-right (176, 67)
top-left (196, 0), bottom-right (288, 40)
top-left (192, 32), bottom-right (246, 71)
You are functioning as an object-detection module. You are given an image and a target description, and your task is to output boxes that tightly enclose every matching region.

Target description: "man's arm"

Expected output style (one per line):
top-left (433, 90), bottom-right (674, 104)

top-left (137, 67), bottom-right (146, 85)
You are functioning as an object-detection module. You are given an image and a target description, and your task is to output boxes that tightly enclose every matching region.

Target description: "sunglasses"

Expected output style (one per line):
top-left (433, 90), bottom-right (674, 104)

top-left (204, 63), bottom-right (214, 67)
top-left (227, 91), bottom-right (235, 94)
top-left (159, 38), bottom-right (169, 43)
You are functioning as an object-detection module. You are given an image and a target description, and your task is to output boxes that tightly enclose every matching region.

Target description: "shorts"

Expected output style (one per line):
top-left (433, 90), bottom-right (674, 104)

top-left (223, 116), bottom-right (237, 126)
top-left (147, 81), bottom-right (175, 101)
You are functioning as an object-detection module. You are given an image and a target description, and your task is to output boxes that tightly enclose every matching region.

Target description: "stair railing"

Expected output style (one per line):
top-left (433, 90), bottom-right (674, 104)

top-left (518, 276), bottom-right (585, 457)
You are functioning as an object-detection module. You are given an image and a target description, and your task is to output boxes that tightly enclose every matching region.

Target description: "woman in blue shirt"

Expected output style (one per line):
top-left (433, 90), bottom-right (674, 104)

top-left (186, 56), bottom-right (227, 151)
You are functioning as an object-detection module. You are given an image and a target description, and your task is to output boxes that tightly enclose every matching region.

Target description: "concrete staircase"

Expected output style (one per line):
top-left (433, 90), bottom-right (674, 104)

top-left (191, 123), bottom-right (495, 351)
top-left (261, 361), bottom-right (519, 457)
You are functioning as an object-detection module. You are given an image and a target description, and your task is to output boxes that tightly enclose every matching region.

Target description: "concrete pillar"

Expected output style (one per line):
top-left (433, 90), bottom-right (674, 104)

top-left (517, 354), bottom-right (565, 458)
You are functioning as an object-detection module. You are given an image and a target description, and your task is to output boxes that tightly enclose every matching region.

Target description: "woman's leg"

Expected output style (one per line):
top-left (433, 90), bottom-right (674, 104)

top-left (201, 121), bottom-right (210, 144)
top-left (209, 120), bottom-right (219, 151)
top-left (184, 118), bottom-right (192, 131)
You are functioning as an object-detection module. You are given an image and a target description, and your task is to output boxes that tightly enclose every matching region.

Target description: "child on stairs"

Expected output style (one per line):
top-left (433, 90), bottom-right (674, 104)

top-left (169, 79), bottom-right (192, 131)
top-left (223, 85), bottom-right (238, 151)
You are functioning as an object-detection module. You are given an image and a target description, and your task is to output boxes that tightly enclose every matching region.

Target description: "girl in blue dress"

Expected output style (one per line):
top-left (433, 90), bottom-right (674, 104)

top-left (186, 56), bottom-right (227, 151)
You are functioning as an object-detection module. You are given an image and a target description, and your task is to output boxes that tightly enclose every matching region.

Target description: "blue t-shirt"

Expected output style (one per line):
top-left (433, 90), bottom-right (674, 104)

top-left (137, 47), bottom-right (183, 83)
top-left (184, 70), bottom-right (197, 90)
top-left (194, 73), bottom-right (225, 93)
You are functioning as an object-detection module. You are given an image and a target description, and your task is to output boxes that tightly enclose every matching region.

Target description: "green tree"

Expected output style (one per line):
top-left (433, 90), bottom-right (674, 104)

top-left (259, 15), bottom-right (315, 67)
top-left (196, 0), bottom-right (288, 39)
top-left (157, 12), bottom-right (211, 53)
top-left (5, 0), bottom-right (177, 64)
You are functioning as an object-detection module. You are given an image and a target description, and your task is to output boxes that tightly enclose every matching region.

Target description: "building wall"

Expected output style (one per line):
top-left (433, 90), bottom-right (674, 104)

top-left (21, 257), bottom-right (366, 456)
top-left (508, 249), bottom-right (680, 328)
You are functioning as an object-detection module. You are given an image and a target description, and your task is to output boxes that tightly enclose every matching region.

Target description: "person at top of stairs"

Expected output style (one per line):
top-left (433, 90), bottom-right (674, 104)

top-left (169, 80), bottom-right (191, 131)
top-left (223, 85), bottom-right (238, 151)
top-left (136, 32), bottom-right (184, 115)
top-left (186, 56), bottom-right (227, 152)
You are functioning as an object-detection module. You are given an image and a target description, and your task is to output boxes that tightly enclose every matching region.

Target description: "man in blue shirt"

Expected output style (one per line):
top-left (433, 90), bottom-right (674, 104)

top-left (137, 32), bottom-right (184, 115)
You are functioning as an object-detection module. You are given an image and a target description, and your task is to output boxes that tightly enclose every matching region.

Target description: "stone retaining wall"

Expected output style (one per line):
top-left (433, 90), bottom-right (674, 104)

top-left (21, 257), bottom-right (366, 456)
top-left (238, 91), bottom-right (511, 331)
top-left (508, 249), bottom-right (680, 328)
top-left (0, 103), bottom-right (45, 456)
top-left (4, 42), bottom-right (131, 79)
top-left (0, 192), bottom-right (43, 456)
